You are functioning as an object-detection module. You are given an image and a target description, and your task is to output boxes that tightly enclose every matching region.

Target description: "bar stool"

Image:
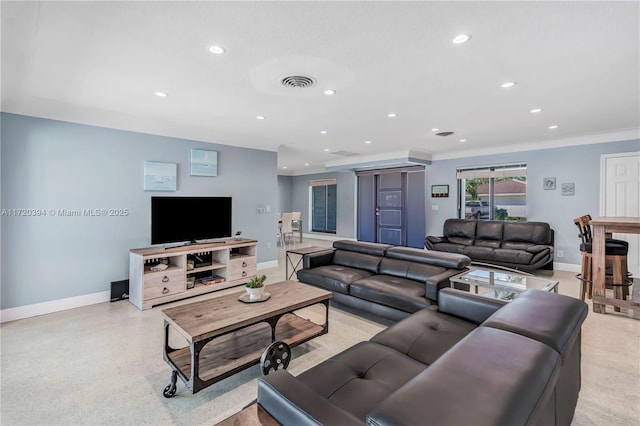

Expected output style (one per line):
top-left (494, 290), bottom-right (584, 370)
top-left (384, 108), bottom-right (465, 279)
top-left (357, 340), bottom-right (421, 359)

top-left (574, 215), bottom-right (630, 309)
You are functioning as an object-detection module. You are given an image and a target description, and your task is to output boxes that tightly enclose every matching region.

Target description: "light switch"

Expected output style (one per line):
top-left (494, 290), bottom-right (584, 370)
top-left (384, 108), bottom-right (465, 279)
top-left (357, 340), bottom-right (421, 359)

top-left (432, 204), bottom-right (439, 211)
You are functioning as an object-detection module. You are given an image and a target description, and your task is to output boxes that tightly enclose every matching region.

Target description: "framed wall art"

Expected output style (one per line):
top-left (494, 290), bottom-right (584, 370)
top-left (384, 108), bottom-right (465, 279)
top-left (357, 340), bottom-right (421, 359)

top-left (431, 184), bottom-right (449, 198)
top-left (561, 182), bottom-right (575, 196)
top-left (191, 149), bottom-right (218, 177)
top-left (543, 177), bottom-right (556, 190)
top-left (144, 161), bottom-right (177, 191)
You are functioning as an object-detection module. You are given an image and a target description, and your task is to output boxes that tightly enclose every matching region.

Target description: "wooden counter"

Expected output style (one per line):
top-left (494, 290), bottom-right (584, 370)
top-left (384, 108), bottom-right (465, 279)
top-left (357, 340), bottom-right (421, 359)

top-left (590, 216), bottom-right (640, 315)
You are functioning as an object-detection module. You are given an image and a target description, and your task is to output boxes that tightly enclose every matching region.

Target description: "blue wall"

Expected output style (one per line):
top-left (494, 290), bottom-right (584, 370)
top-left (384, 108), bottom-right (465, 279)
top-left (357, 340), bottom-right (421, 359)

top-left (281, 140), bottom-right (639, 267)
top-left (290, 171), bottom-right (357, 238)
top-left (425, 140), bottom-right (640, 266)
top-left (1, 113), bottom-right (279, 309)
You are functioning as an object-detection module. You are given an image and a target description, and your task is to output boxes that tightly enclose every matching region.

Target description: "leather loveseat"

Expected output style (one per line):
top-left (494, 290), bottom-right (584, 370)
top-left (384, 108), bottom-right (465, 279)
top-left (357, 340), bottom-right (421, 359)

top-left (425, 218), bottom-right (554, 272)
top-left (258, 288), bottom-right (588, 426)
top-left (296, 240), bottom-right (471, 321)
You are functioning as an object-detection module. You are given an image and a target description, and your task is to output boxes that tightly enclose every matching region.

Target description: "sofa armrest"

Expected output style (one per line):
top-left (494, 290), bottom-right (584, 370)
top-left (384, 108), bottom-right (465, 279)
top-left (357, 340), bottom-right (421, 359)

top-left (302, 250), bottom-right (335, 269)
top-left (438, 288), bottom-right (507, 325)
top-left (425, 269), bottom-right (466, 301)
top-left (424, 235), bottom-right (445, 250)
top-left (526, 244), bottom-right (550, 254)
top-left (258, 370), bottom-right (361, 426)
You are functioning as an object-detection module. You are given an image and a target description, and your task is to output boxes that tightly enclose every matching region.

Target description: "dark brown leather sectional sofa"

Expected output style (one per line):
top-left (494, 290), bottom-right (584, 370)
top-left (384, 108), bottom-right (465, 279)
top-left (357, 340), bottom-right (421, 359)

top-left (258, 288), bottom-right (588, 425)
top-left (296, 240), bottom-right (471, 321)
top-left (425, 218), bottom-right (555, 272)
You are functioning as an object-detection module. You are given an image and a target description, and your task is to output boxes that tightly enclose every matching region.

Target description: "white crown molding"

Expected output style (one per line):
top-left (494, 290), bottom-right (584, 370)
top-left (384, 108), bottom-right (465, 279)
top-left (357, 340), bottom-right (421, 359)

top-left (430, 128), bottom-right (640, 161)
top-left (323, 149), bottom-right (432, 172)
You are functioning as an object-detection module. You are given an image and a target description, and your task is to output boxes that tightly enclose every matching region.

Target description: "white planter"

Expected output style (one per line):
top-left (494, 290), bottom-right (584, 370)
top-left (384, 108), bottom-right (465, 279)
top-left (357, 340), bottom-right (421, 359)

top-left (245, 287), bottom-right (265, 300)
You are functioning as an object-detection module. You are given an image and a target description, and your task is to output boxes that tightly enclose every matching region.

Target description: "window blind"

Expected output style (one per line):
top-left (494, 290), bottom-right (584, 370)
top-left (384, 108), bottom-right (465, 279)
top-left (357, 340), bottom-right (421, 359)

top-left (309, 179), bottom-right (337, 187)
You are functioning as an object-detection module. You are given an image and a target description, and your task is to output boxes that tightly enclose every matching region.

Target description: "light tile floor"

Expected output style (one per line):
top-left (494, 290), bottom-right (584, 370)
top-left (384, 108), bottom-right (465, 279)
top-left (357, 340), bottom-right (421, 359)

top-left (1, 238), bottom-right (638, 425)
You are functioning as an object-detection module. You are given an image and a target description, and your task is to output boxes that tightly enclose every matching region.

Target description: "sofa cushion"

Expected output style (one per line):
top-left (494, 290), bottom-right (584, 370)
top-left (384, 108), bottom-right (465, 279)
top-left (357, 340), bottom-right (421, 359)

top-left (476, 221), bottom-right (503, 240)
top-left (297, 341), bottom-right (426, 422)
top-left (503, 222), bottom-right (552, 244)
top-left (370, 308), bottom-right (476, 365)
top-left (386, 247), bottom-right (471, 270)
top-left (367, 327), bottom-right (560, 426)
top-left (463, 245), bottom-right (496, 261)
top-left (350, 275), bottom-right (428, 313)
top-left (296, 265), bottom-right (373, 294)
top-left (333, 250), bottom-right (382, 273)
top-left (483, 290), bottom-right (588, 361)
top-left (333, 240), bottom-right (392, 256)
top-left (443, 218), bottom-right (477, 239)
top-left (447, 237), bottom-right (474, 246)
top-left (491, 248), bottom-right (534, 265)
top-left (474, 239), bottom-right (502, 248)
top-left (379, 257), bottom-right (450, 282)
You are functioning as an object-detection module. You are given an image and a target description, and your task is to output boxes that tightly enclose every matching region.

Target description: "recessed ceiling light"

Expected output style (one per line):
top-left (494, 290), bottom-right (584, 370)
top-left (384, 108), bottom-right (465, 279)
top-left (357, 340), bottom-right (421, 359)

top-left (256, 115), bottom-right (265, 120)
top-left (154, 92), bottom-right (168, 97)
top-left (501, 82), bottom-right (516, 88)
top-left (304, 163), bottom-right (309, 166)
top-left (282, 166), bottom-right (287, 169)
top-left (320, 130), bottom-right (327, 134)
top-left (209, 45), bottom-right (226, 55)
top-left (548, 125), bottom-right (559, 129)
top-left (530, 108), bottom-right (542, 113)
top-left (323, 89), bottom-right (336, 95)
top-left (323, 148), bottom-right (330, 152)
top-left (387, 113), bottom-right (397, 118)
top-left (459, 139), bottom-right (467, 142)
top-left (431, 128), bottom-right (439, 132)
top-left (452, 34), bottom-right (471, 44)
top-left (364, 140), bottom-right (372, 144)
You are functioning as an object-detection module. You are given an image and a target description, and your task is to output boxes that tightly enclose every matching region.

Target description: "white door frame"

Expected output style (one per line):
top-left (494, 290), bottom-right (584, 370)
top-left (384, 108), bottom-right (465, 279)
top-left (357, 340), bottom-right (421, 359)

top-left (599, 151), bottom-right (640, 215)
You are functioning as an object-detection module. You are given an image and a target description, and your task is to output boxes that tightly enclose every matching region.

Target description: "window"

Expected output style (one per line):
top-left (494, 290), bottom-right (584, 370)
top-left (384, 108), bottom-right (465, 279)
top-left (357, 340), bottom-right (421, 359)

top-left (457, 163), bottom-right (527, 221)
top-left (310, 179), bottom-right (337, 233)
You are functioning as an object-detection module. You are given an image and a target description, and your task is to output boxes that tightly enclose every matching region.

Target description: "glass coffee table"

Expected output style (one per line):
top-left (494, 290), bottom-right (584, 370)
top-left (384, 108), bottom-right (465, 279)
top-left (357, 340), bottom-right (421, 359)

top-left (449, 268), bottom-right (559, 301)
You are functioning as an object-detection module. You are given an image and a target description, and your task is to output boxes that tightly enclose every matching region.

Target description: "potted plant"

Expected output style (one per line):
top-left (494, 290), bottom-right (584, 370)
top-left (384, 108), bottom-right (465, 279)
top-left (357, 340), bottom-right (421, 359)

top-left (245, 274), bottom-right (267, 300)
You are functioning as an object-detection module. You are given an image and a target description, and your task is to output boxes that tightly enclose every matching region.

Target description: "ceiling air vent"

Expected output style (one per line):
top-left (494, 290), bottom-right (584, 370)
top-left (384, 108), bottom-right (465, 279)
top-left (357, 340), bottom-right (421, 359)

top-left (281, 75), bottom-right (316, 89)
top-left (435, 131), bottom-right (454, 137)
top-left (331, 150), bottom-right (359, 157)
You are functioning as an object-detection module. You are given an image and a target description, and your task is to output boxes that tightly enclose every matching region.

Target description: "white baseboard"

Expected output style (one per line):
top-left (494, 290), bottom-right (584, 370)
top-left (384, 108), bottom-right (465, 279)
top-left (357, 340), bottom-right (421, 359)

top-left (257, 260), bottom-right (278, 270)
top-left (1, 291), bottom-right (111, 323)
top-left (301, 233), bottom-right (355, 242)
top-left (553, 262), bottom-right (581, 273)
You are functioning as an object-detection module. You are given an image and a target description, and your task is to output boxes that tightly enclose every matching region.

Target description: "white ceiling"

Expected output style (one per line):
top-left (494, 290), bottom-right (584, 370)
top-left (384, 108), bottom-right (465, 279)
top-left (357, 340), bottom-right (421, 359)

top-left (2, 1), bottom-right (639, 175)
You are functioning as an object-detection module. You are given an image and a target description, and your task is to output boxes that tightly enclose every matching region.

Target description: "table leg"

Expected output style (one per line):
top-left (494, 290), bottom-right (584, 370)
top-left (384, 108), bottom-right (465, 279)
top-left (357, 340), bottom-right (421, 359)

top-left (592, 225), bottom-right (607, 313)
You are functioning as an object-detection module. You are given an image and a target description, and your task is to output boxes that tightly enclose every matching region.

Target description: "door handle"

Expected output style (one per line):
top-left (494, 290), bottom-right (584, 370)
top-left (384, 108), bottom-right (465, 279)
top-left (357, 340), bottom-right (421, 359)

top-left (375, 207), bottom-right (381, 216)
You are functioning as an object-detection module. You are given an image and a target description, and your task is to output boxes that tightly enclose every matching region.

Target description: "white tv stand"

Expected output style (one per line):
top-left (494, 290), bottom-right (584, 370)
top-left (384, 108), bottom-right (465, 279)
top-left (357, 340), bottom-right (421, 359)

top-left (129, 238), bottom-right (257, 310)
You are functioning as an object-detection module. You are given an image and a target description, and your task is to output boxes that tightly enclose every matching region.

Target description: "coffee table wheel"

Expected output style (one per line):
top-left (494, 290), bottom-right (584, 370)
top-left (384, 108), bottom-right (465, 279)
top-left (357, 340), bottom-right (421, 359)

top-left (163, 370), bottom-right (178, 398)
top-left (260, 341), bottom-right (291, 376)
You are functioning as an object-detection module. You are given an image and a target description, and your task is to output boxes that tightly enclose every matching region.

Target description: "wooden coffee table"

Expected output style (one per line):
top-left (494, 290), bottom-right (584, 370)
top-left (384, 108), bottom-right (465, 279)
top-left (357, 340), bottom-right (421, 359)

top-left (161, 280), bottom-right (331, 397)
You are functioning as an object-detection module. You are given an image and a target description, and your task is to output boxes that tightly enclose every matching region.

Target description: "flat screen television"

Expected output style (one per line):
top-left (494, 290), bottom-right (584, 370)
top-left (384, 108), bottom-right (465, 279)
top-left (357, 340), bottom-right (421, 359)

top-left (151, 196), bottom-right (232, 245)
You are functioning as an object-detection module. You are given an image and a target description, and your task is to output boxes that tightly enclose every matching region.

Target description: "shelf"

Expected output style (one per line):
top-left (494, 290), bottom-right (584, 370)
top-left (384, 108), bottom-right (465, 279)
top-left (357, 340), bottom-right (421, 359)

top-left (188, 262), bottom-right (225, 274)
top-left (166, 314), bottom-right (324, 382)
top-left (143, 265), bottom-right (183, 275)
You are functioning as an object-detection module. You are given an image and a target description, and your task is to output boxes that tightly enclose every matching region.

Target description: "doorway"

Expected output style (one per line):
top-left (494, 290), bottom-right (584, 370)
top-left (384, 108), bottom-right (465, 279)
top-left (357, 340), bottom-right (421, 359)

top-left (357, 166), bottom-right (425, 247)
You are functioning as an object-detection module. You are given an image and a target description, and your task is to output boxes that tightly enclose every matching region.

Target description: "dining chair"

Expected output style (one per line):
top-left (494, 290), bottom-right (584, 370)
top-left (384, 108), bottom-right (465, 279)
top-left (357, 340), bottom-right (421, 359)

top-left (574, 215), bottom-right (630, 308)
top-left (281, 212), bottom-right (294, 246)
top-left (291, 211), bottom-right (302, 243)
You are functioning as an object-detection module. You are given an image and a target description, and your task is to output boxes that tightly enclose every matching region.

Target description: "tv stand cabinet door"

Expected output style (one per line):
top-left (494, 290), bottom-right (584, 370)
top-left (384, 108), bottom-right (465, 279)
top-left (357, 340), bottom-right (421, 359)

top-left (227, 256), bottom-right (256, 282)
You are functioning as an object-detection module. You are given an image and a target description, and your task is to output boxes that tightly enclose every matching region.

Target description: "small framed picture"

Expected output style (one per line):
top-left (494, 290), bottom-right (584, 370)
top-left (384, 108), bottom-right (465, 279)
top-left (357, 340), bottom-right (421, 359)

top-left (144, 161), bottom-right (177, 191)
top-left (191, 149), bottom-right (218, 177)
top-left (543, 177), bottom-right (556, 190)
top-left (431, 184), bottom-right (449, 198)
top-left (561, 182), bottom-right (575, 196)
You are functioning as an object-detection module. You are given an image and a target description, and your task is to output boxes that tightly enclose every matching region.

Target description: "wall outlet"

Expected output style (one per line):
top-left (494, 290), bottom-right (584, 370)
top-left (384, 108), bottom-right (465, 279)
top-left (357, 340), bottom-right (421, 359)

top-left (431, 204), bottom-right (439, 211)
top-left (557, 250), bottom-right (564, 258)
top-left (266, 242), bottom-right (271, 249)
